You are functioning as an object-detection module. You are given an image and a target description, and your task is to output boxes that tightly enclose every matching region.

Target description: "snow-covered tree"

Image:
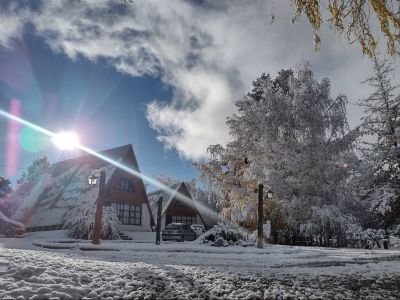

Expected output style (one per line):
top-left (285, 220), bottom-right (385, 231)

top-left (154, 175), bottom-right (182, 188)
top-left (63, 195), bottom-right (120, 240)
top-left (195, 64), bottom-right (359, 245)
top-left (0, 177), bottom-right (13, 216)
top-left (14, 157), bottom-right (50, 201)
top-left (17, 156), bottom-right (50, 187)
top-left (0, 177), bottom-right (11, 198)
top-left (358, 54), bottom-right (400, 229)
top-left (190, 183), bottom-right (222, 212)
top-left (2, 157), bottom-right (51, 217)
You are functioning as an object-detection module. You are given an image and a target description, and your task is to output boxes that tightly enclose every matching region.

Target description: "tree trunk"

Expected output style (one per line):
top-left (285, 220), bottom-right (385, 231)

top-left (257, 184), bottom-right (264, 249)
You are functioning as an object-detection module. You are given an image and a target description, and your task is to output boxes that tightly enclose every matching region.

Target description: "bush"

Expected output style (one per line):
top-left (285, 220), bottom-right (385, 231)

top-left (199, 223), bottom-right (254, 247)
top-left (391, 224), bottom-right (400, 237)
top-left (346, 224), bottom-right (387, 249)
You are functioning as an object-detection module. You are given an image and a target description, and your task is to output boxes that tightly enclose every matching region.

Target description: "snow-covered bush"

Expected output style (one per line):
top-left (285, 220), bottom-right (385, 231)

top-left (391, 224), bottom-right (400, 237)
top-left (364, 229), bottom-right (386, 249)
top-left (199, 223), bottom-right (254, 247)
top-left (248, 221), bottom-right (272, 242)
top-left (63, 199), bottom-right (120, 240)
top-left (346, 224), bottom-right (388, 248)
top-left (345, 224), bottom-right (365, 248)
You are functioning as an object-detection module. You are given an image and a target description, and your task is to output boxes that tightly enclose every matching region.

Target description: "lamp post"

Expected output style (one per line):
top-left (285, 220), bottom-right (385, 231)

top-left (257, 183), bottom-right (264, 249)
top-left (88, 170), bottom-right (106, 245)
top-left (156, 196), bottom-right (163, 245)
top-left (257, 184), bottom-right (273, 249)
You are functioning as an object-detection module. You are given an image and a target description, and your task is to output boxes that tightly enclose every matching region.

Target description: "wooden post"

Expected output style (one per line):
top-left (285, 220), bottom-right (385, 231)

top-left (156, 196), bottom-right (163, 245)
top-left (257, 183), bottom-right (264, 249)
top-left (92, 170), bottom-right (106, 245)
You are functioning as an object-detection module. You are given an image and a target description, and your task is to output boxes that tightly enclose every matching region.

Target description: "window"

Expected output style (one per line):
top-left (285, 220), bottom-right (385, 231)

top-left (116, 178), bottom-right (134, 192)
top-left (112, 203), bottom-right (141, 225)
top-left (175, 200), bottom-right (186, 208)
top-left (170, 215), bottom-right (197, 225)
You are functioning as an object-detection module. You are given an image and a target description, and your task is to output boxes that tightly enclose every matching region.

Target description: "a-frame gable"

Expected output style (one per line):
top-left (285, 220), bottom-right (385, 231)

top-left (177, 182), bottom-right (207, 226)
top-left (105, 144), bottom-right (155, 228)
top-left (162, 182), bottom-right (206, 224)
top-left (122, 144), bottom-right (140, 170)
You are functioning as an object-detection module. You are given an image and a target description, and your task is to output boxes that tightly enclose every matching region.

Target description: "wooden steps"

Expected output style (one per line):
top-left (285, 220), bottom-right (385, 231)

top-left (118, 231), bottom-right (133, 240)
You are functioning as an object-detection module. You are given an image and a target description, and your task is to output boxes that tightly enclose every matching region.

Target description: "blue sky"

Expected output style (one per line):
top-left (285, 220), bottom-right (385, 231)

top-left (0, 32), bottom-right (196, 184)
top-left (0, 0), bottom-right (398, 186)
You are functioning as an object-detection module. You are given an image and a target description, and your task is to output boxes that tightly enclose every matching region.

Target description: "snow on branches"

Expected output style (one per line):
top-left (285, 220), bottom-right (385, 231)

top-left (195, 64), bottom-right (359, 245)
top-left (63, 190), bottom-right (120, 240)
top-left (358, 54), bottom-right (400, 227)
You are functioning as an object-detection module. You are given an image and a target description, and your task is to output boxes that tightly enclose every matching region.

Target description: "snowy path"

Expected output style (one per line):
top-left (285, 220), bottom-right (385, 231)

top-left (1, 234), bottom-right (400, 299)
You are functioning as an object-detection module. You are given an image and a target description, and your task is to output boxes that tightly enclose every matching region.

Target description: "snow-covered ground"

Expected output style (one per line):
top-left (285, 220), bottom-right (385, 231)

top-left (1, 231), bottom-right (400, 299)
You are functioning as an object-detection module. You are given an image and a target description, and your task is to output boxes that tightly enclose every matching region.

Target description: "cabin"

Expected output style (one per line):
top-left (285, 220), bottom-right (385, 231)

top-left (147, 182), bottom-right (206, 230)
top-left (13, 144), bottom-right (155, 233)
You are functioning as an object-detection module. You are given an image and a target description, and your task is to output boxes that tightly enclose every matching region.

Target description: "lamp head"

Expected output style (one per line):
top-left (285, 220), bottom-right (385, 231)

top-left (88, 174), bottom-right (98, 186)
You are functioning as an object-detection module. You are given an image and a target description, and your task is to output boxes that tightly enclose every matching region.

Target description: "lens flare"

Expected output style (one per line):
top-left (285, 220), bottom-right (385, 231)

top-left (19, 126), bottom-right (50, 153)
top-left (0, 107), bottom-right (222, 224)
top-left (52, 131), bottom-right (80, 151)
top-left (6, 99), bottom-right (21, 178)
top-left (0, 108), bottom-right (54, 137)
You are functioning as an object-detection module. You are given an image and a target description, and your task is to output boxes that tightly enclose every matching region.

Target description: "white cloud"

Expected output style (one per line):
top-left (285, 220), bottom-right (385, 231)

top-left (0, 5), bottom-right (24, 48)
top-left (0, 0), bottom-right (397, 160)
top-left (147, 69), bottom-right (233, 159)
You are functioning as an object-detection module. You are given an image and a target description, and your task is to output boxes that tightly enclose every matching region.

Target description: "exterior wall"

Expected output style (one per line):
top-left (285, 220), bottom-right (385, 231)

top-left (165, 201), bottom-right (197, 218)
top-left (104, 153), bottom-right (148, 207)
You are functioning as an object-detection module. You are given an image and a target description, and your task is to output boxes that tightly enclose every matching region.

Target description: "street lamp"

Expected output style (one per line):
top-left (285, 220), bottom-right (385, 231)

top-left (88, 174), bottom-right (98, 186)
top-left (267, 189), bottom-right (273, 199)
top-left (88, 170), bottom-right (106, 245)
top-left (156, 196), bottom-right (163, 245)
top-left (257, 185), bottom-right (273, 249)
top-left (257, 183), bottom-right (264, 249)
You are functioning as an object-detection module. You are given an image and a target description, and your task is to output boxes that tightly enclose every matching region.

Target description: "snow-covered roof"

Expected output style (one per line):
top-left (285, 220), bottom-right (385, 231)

top-left (13, 145), bottom-right (131, 228)
top-left (147, 183), bottom-right (182, 221)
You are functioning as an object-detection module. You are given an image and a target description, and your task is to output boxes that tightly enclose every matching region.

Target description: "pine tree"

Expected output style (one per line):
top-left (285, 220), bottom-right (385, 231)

top-left (0, 177), bottom-right (11, 198)
top-left (359, 54), bottom-right (400, 229)
top-left (17, 156), bottom-right (50, 187)
top-left (0, 177), bottom-right (13, 216)
top-left (4, 157), bottom-right (51, 217)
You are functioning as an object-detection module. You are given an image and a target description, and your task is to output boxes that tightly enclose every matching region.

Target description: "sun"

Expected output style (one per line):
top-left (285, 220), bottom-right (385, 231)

top-left (52, 131), bottom-right (80, 150)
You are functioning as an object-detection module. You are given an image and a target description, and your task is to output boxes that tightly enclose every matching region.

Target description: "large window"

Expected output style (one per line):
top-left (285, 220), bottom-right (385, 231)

top-left (112, 203), bottom-right (141, 225)
top-left (116, 178), bottom-right (134, 192)
top-left (171, 215), bottom-right (197, 225)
